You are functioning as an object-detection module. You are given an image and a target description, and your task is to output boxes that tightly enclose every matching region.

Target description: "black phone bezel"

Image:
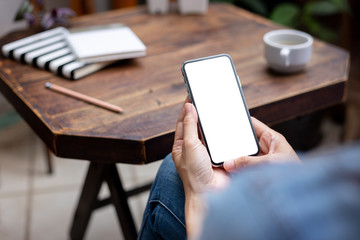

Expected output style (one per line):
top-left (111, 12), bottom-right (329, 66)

top-left (181, 54), bottom-right (260, 166)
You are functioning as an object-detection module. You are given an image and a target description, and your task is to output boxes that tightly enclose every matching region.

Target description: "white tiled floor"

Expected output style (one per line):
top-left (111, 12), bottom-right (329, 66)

top-left (0, 119), bottom-right (162, 240)
top-left (0, 109), bottom-right (344, 240)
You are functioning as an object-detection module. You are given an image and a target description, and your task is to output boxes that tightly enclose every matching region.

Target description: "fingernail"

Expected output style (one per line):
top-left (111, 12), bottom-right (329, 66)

top-left (184, 103), bottom-right (192, 113)
top-left (224, 160), bottom-right (234, 171)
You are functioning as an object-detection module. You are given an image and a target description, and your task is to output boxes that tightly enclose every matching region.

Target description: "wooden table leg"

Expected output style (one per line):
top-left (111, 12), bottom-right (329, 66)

top-left (104, 164), bottom-right (137, 240)
top-left (43, 145), bottom-right (53, 174)
top-left (70, 162), bottom-right (106, 240)
top-left (70, 162), bottom-right (138, 240)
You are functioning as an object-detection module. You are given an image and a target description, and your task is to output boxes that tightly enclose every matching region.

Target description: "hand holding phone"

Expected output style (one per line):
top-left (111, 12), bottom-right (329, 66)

top-left (181, 54), bottom-right (259, 165)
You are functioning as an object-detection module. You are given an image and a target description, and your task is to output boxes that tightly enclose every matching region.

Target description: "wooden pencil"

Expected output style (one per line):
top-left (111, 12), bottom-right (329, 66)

top-left (45, 82), bottom-right (124, 113)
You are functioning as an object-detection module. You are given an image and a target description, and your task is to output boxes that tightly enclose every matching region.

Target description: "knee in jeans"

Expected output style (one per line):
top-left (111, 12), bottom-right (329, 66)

top-left (149, 201), bottom-right (186, 240)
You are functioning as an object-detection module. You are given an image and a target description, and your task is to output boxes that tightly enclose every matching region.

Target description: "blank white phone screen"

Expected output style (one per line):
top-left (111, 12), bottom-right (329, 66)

top-left (184, 56), bottom-right (258, 164)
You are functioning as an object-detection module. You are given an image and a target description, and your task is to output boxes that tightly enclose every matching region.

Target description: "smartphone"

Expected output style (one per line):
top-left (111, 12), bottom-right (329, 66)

top-left (181, 54), bottom-right (260, 166)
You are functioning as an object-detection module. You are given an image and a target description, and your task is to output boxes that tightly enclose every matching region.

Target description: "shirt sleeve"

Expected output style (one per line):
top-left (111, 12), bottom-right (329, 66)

top-left (198, 143), bottom-right (360, 240)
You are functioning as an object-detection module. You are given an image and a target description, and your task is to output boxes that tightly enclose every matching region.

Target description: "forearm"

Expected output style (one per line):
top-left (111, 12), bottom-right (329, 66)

top-left (184, 191), bottom-right (207, 240)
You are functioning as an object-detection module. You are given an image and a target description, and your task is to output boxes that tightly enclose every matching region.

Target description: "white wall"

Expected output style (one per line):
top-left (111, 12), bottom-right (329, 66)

top-left (0, 0), bottom-right (74, 111)
top-left (0, 0), bottom-right (113, 38)
top-left (0, 0), bottom-right (77, 37)
top-left (0, 0), bottom-right (110, 111)
top-left (0, 0), bottom-right (23, 111)
top-left (0, 0), bottom-right (27, 37)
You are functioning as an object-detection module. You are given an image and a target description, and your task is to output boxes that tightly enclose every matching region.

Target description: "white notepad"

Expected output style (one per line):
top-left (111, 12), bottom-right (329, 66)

top-left (66, 23), bottom-right (147, 63)
top-left (1, 23), bottom-right (146, 80)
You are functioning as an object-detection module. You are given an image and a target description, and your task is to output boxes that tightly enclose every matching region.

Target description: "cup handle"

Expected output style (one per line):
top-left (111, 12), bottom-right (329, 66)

top-left (280, 48), bottom-right (290, 66)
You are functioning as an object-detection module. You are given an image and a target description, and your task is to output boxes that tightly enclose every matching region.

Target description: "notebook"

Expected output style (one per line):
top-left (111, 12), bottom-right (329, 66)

top-left (1, 24), bottom-right (146, 80)
top-left (66, 23), bottom-right (147, 63)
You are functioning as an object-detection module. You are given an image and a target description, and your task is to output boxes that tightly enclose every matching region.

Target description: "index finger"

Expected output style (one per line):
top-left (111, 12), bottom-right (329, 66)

top-left (176, 96), bottom-right (191, 123)
top-left (183, 103), bottom-right (200, 143)
top-left (251, 117), bottom-right (272, 139)
top-left (174, 96), bottom-right (192, 142)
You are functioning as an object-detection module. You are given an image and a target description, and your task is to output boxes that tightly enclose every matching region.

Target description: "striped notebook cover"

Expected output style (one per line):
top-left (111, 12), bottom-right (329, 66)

top-left (1, 27), bottom-right (114, 80)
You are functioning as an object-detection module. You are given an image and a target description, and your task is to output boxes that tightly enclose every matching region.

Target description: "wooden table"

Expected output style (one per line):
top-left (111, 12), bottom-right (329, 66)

top-left (0, 3), bottom-right (349, 240)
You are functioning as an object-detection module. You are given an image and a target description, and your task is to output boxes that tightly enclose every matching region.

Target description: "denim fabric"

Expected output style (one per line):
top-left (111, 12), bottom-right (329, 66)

top-left (139, 143), bottom-right (360, 240)
top-left (138, 153), bottom-right (186, 240)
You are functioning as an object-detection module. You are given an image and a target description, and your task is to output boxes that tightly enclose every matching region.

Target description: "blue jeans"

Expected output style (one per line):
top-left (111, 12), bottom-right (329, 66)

top-left (139, 143), bottom-right (360, 240)
top-left (138, 153), bottom-right (186, 240)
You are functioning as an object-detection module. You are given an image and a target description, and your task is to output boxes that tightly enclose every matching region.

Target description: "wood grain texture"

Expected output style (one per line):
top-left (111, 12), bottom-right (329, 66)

top-left (0, 3), bottom-right (349, 164)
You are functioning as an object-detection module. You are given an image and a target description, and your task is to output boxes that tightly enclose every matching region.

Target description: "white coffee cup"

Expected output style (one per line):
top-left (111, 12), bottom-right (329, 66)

top-left (178, 0), bottom-right (209, 15)
top-left (263, 29), bottom-right (313, 73)
top-left (147, 0), bottom-right (169, 14)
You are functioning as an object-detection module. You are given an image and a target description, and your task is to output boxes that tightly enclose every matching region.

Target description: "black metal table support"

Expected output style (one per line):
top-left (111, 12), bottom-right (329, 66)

top-left (70, 162), bottom-right (153, 240)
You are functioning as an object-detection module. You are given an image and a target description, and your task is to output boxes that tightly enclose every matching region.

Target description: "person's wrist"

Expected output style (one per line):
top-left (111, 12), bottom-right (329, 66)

top-left (184, 190), bottom-right (206, 240)
top-left (183, 179), bottom-right (208, 196)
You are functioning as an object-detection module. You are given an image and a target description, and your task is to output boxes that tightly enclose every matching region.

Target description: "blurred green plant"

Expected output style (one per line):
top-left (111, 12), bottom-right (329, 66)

top-left (211, 0), bottom-right (350, 42)
top-left (271, 0), bottom-right (350, 42)
top-left (212, 0), bottom-right (268, 15)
